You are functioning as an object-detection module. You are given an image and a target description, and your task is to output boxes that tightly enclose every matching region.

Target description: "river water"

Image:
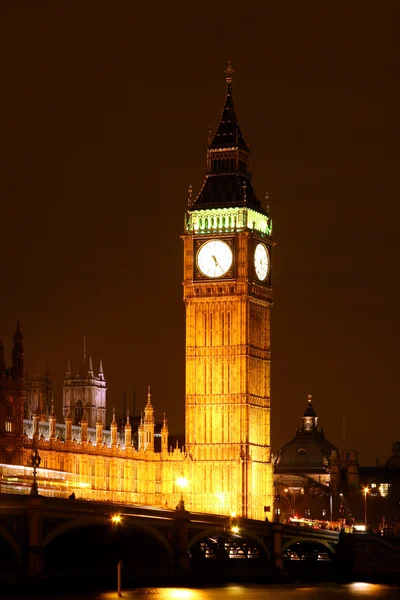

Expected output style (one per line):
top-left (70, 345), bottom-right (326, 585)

top-left (21, 583), bottom-right (398, 600)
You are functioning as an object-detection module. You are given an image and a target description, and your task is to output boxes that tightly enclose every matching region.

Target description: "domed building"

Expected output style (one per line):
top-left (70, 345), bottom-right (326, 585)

top-left (274, 395), bottom-right (339, 522)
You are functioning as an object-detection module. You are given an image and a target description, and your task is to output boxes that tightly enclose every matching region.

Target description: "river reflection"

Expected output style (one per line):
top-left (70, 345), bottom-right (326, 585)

top-left (95, 583), bottom-right (400, 600)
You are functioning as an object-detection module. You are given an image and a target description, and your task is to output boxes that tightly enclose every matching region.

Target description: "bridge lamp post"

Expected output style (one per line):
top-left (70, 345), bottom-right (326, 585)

top-left (274, 490), bottom-right (281, 523)
top-left (176, 474), bottom-right (188, 511)
top-left (363, 487), bottom-right (369, 528)
top-left (111, 514), bottom-right (122, 525)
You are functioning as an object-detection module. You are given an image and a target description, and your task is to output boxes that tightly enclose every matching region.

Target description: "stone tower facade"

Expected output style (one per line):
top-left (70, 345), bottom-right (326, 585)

top-left (183, 63), bottom-right (274, 520)
top-left (0, 323), bottom-right (25, 464)
top-left (62, 356), bottom-right (106, 428)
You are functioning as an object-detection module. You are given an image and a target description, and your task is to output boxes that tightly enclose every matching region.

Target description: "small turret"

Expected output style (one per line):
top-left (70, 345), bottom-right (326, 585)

top-left (144, 385), bottom-right (155, 452)
top-left (161, 413), bottom-right (169, 455)
top-left (81, 409), bottom-right (88, 444)
top-left (49, 398), bottom-right (57, 440)
top-left (87, 356), bottom-right (94, 378)
top-left (65, 412), bottom-right (72, 442)
top-left (65, 358), bottom-right (71, 378)
top-left (98, 359), bottom-right (104, 381)
top-left (138, 414), bottom-right (144, 451)
top-left (302, 394), bottom-right (318, 432)
top-left (124, 410), bottom-right (132, 448)
top-left (111, 407), bottom-right (118, 448)
top-left (96, 410), bottom-right (103, 446)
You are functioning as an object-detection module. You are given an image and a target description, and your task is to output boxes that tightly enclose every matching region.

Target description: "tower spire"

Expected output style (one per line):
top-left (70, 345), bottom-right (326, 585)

top-left (190, 63), bottom-right (264, 212)
top-left (0, 339), bottom-right (5, 377)
top-left (225, 57), bottom-right (234, 84)
top-left (12, 321), bottom-right (24, 380)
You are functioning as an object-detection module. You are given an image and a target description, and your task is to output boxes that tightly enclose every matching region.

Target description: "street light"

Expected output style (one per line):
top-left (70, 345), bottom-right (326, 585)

top-left (111, 514), bottom-right (122, 524)
top-left (176, 474), bottom-right (188, 511)
top-left (274, 490), bottom-right (281, 523)
top-left (363, 487), bottom-right (369, 528)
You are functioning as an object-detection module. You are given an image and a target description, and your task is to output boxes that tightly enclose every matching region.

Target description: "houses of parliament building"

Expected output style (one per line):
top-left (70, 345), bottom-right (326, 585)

top-left (0, 64), bottom-right (274, 521)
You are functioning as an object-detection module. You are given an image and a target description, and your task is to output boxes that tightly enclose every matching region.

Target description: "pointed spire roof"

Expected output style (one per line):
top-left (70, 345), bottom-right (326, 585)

top-left (13, 321), bottom-right (23, 341)
top-left (111, 406), bottom-right (117, 425)
top-left (191, 61), bottom-right (264, 213)
top-left (125, 409), bottom-right (131, 429)
top-left (146, 384), bottom-right (152, 407)
top-left (209, 60), bottom-right (249, 153)
top-left (98, 359), bottom-right (104, 380)
top-left (66, 358), bottom-right (71, 377)
top-left (303, 394), bottom-right (317, 418)
top-left (88, 356), bottom-right (94, 376)
top-left (161, 413), bottom-right (168, 431)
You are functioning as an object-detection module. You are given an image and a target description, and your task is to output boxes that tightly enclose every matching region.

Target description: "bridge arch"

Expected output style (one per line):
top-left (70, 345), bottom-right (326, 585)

top-left (282, 536), bottom-right (335, 557)
top-left (189, 527), bottom-right (270, 561)
top-left (42, 516), bottom-right (173, 560)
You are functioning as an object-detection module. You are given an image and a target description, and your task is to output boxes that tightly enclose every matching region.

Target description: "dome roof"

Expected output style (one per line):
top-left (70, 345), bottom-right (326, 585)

top-left (274, 395), bottom-right (338, 474)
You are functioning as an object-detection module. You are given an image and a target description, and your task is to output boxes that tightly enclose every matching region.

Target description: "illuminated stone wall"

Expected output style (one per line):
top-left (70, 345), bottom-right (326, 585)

top-left (183, 222), bottom-right (274, 521)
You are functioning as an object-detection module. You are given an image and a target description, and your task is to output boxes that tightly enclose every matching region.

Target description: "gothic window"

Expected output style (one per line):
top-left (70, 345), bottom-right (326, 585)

top-left (75, 399), bottom-right (84, 425)
top-left (6, 404), bottom-right (12, 419)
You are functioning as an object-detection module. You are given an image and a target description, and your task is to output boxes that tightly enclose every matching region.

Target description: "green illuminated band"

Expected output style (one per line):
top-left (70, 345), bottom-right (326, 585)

top-left (186, 207), bottom-right (272, 236)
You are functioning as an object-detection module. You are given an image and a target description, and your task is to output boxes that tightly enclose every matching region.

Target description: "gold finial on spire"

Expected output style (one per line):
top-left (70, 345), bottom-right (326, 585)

top-left (207, 126), bottom-right (212, 145)
top-left (308, 394), bottom-right (312, 403)
top-left (188, 184), bottom-right (193, 207)
top-left (225, 57), bottom-right (234, 84)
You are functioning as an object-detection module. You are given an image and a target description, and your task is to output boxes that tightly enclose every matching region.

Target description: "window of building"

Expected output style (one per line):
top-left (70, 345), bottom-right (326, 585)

top-left (379, 483), bottom-right (389, 497)
top-left (6, 404), bottom-right (12, 419)
top-left (5, 420), bottom-right (12, 432)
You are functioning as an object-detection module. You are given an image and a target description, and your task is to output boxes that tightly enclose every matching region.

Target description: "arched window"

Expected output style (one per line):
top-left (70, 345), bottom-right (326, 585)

top-left (75, 399), bottom-right (84, 425)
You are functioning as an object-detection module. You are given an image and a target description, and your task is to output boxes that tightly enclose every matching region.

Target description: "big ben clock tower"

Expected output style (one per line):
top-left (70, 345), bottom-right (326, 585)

top-left (183, 62), bottom-right (274, 521)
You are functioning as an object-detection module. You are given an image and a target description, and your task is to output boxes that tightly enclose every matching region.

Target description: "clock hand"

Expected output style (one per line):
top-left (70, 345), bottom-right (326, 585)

top-left (212, 255), bottom-right (223, 271)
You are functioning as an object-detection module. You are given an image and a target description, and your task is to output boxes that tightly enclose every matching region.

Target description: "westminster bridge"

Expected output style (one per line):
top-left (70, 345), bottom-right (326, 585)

top-left (0, 493), bottom-right (340, 585)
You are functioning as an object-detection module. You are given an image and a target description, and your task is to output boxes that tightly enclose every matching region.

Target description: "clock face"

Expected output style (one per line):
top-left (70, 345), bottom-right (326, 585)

top-left (254, 243), bottom-right (269, 281)
top-left (197, 240), bottom-right (233, 278)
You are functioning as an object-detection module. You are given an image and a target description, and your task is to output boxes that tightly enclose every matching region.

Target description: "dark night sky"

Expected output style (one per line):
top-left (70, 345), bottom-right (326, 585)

top-left (1, 2), bottom-right (399, 465)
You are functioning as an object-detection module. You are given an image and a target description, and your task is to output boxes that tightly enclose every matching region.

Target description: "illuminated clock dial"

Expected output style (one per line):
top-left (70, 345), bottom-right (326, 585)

top-left (254, 243), bottom-right (269, 281)
top-left (197, 240), bottom-right (233, 278)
